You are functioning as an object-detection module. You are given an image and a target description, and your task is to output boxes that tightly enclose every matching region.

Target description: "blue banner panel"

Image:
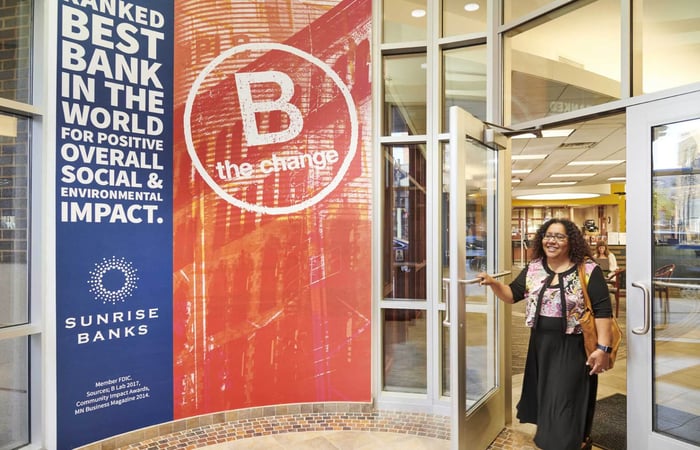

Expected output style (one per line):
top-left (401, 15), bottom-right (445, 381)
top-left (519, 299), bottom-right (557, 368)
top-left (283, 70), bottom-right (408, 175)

top-left (55, 1), bottom-right (173, 448)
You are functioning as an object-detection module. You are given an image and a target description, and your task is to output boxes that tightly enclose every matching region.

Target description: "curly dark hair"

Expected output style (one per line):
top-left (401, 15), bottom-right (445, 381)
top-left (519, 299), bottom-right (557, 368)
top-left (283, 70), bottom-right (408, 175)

top-left (530, 218), bottom-right (594, 264)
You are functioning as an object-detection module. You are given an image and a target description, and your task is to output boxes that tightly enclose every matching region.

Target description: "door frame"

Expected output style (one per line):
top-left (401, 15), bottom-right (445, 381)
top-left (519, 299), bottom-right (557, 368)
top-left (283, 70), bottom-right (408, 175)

top-left (626, 88), bottom-right (700, 450)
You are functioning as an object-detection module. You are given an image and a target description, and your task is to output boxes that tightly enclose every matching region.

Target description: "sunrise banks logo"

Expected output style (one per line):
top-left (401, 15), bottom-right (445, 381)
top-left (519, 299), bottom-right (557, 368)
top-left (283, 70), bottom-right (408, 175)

top-left (87, 256), bottom-right (139, 304)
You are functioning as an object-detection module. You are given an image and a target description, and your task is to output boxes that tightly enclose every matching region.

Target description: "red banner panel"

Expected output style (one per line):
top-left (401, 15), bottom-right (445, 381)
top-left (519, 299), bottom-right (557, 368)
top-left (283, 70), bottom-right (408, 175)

top-left (173, 0), bottom-right (372, 417)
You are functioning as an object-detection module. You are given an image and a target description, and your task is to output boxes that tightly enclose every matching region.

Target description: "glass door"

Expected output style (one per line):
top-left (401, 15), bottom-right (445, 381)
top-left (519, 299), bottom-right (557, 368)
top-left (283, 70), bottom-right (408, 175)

top-left (445, 106), bottom-right (507, 449)
top-left (627, 89), bottom-right (700, 450)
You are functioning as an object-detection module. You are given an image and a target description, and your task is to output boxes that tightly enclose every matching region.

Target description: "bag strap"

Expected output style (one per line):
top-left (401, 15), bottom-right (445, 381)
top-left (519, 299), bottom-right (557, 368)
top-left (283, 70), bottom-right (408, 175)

top-left (578, 263), bottom-right (593, 311)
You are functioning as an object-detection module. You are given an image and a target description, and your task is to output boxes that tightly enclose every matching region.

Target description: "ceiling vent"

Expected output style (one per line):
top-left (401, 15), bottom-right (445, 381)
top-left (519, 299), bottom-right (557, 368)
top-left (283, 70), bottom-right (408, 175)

top-left (557, 142), bottom-right (596, 150)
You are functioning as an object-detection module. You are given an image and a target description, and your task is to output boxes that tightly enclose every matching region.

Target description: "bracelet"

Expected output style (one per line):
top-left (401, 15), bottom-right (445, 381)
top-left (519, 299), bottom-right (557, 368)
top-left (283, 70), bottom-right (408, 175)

top-left (596, 343), bottom-right (613, 353)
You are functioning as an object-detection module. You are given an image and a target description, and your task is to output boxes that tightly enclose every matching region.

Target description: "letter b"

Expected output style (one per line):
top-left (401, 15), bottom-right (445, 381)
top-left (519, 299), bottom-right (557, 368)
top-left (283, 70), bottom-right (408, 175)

top-left (235, 71), bottom-right (303, 146)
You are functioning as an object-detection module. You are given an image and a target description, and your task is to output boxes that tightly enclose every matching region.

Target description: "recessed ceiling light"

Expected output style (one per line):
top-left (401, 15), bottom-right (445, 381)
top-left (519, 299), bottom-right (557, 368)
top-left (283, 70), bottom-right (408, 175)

top-left (512, 169), bottom-right (532, 174)
top-left (464, 3), bottom-right (480, 12)
top-left (537, 182), bottom-right (577, 186)
top-left (608, 177), bottom-right (626, 181)
top-left (568, 160), bottom-right (625, 166)
top-left (512, 178), bottom-right (521, 183)
top-left (543, 129), bottom-right (574, 138)
top-left (550, 173), bottom-right (596, 177)
top-left (516, 193), bottom-right (601, 200)
top-left (510, 133), bottom-right (539, 139)
top-left (411, 9), bottom-right (426, 18)
top-left (512, 154), bottom-right (548, 160)
top-left (511, 129), bottom-right (574, 139)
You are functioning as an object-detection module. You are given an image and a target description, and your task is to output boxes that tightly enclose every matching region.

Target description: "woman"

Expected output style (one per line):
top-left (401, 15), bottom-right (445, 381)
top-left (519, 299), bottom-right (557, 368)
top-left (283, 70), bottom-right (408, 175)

top-left (478, 218), bottom-right (614, 450)
top-left (595, 239), bottom-right (619, 272)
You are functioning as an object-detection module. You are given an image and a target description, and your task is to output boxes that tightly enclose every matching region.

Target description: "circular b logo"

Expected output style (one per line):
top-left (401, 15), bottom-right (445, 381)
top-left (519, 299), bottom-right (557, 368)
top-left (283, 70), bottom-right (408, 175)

top-left (183, 43), bottom-right (359, 215)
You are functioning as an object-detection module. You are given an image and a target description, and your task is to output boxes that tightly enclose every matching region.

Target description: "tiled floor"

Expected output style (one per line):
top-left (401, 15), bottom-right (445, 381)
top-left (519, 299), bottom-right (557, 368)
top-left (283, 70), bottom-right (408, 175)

top-left (195, 431), bottom-right (450, 449)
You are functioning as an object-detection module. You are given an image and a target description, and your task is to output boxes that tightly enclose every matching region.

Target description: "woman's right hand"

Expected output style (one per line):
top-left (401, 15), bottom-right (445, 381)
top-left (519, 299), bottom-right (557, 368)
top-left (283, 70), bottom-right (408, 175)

top-left (477, 272), bottom-right (515, 303)
top-left (477, 272), bottom-right (494, 286)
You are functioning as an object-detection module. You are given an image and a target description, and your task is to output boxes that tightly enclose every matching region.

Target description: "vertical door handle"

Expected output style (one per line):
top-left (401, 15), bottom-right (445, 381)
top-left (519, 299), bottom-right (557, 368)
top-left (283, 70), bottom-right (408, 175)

top-left (631, 281), bottom-right (651, 335)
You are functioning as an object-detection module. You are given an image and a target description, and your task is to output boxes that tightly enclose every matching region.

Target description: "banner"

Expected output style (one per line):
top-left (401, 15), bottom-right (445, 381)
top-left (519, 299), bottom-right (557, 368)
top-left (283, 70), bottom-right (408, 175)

top-left (55, 1), bottom-right (174, 448)
top-left (54, 0), bottom-right (371, 447)
top-left (172, 0), bottom-right (372, 416)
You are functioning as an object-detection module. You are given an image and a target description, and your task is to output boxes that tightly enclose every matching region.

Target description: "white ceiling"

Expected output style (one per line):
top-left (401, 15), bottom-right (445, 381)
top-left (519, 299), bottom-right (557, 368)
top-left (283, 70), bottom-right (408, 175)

top-left (509, 113), bottom-right (627, 196)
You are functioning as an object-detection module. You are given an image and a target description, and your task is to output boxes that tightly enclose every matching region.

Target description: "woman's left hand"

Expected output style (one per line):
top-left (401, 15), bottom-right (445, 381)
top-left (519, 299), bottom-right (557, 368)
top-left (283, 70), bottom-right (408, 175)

top-left (587, 350), bottom-right (610, 375)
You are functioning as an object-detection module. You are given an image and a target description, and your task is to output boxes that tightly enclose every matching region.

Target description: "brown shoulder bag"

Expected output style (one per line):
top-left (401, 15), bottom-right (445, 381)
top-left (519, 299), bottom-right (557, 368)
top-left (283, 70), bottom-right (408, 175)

top-left (577, 264), bottom-right (623, 369)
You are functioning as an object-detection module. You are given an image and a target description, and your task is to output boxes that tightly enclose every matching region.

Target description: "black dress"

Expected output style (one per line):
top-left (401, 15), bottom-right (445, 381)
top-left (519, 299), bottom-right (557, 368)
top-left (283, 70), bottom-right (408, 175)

top-left (510, 262), bottom-right (613, 450)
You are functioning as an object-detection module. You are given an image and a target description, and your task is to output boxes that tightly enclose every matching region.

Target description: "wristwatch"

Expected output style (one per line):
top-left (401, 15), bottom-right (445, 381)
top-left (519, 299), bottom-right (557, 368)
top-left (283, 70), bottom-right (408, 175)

top-left (596, 343), bottom-right (613, 353)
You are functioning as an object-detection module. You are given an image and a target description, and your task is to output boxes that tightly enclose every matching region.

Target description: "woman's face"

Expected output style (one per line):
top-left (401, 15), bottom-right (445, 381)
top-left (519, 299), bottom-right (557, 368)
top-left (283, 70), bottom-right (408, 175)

top-left (542, 223), bottom-right (570, 260)
top-left (598, 245), bottom-right (606, 254)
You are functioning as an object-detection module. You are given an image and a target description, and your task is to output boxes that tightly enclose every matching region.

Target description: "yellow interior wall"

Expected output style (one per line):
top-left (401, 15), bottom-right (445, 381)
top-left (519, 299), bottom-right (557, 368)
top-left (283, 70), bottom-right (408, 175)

top-left (511, 183), bottom-right (626, 232)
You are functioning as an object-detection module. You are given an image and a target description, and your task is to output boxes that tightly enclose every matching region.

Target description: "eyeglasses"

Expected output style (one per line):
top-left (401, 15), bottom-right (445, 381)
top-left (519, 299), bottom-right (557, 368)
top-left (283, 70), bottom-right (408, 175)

top-left (543, 233), bottom-right (568, 242)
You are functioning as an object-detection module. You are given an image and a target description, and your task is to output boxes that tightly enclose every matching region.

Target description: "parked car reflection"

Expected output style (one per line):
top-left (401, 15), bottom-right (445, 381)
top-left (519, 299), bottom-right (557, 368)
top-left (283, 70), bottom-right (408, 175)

top-left (466, 236), bottom-right (486, 271)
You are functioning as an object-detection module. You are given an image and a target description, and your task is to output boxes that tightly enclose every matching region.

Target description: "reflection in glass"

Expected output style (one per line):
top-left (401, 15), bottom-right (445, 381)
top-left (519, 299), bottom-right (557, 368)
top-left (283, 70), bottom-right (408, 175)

top-left (651, 117), bottom-right (700, 446)
top-left (442, 46), bottom-right (487, 132)
top-left (441, 137), bottom-right (497, 409)
top-left (504, 0), bottom-right (621, 124)
top-left (635, 0), bottom-right (700, 94)
top-left (383, 309), bottom-right (427, 392)
top-left (383, 54), bottom-right (427, 136)
top-left (0, 113), bottom-right (29, 328)
top-left (382, 0), bottom-right (426, 43)
top-left (503, 0), bottom-right (552, 23)
top-left (383, 145), bottom-right (426, 301)
top-left (0, 0), bottom-right (32, 103)
top-left (442, 0), bottom-right (486, 37)
top-left (0, 337), bottom-right (29, 448)
top-left (441, 308), bottom-right (450, 396)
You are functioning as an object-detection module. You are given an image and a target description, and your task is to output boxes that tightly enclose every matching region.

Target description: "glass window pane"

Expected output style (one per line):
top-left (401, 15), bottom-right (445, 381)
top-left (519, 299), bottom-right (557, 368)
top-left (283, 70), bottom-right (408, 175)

top-left (383, 144), bottom-right (426, 301)
top-left (383, 0), bottom-right (426, 43)
top-left (0, 337), bottom-right (29, 448)
top-left (0, 0), bottom-right (32, 103)
top-left (0, 113), bottom-right (29, 328)
top-left (442, 46), bottom-right (487, 132)
top-left (651, 117), bottom-right (700, 445)
top-left (504, 0), bottom-right (621, 124)
top-left (503, 0), bottom-right (553, 23)
top-left (383, 54), bottom-right (427, 136)
top-left (442, 0), bottom-right (486, 37)
top-left (635, 0), bottom-right (700, 94)
top-left (383, 308), bottom-right (427, 392)
top-left (441, 138), bottom-right (497, 407)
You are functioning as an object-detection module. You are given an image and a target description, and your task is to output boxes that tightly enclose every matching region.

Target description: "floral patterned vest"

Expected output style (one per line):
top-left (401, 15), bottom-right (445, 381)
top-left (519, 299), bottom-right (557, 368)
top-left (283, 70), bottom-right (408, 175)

top-left (523, 258), bottom-right (597, 334)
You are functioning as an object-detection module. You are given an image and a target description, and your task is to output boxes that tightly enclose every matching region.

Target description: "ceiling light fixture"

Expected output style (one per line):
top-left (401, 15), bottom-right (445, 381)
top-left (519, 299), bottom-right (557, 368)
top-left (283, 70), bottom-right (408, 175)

top-left (464, 3), bottom-right (480, 12)
top-left (568, 160), bottom-right (625, 166)
top-left (516, 193), bottom-right (601, 200)
top-left (411, 9), bottom-right (426, 18)
top-left (512, 169), bottom-right (532, 174)
top-left (537, 181), bottom-right (577, 186)
top-left (512, 154), bottom-right (548, 160)
top-left (511, 129), bottom-right (574, 139)
top-left (608, 177), bottom-right (626, 181)
top-left (550, 173), bottom-right (596, 178)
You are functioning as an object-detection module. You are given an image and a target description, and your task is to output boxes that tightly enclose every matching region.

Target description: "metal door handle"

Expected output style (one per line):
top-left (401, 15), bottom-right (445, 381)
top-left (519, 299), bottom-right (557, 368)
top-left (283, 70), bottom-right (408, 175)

top-left (442, 271), bottom-right (511, 326)
top-left (631, 282), bottom-right (651, 335)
